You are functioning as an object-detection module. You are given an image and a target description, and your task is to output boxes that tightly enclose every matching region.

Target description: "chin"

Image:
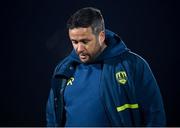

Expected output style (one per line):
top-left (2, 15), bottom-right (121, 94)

top-left (81, 60), bottom-right (88, 63)
top-left (80, 59), bottom-right (90, 63)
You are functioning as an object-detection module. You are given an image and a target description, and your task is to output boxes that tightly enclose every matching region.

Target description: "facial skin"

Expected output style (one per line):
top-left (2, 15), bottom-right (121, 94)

top-left (69, 27), bottom-right (107, 63)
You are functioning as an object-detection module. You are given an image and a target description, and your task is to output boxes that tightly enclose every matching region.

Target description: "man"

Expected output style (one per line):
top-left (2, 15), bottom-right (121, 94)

top-left (46, 7), bottom-right (166, 127)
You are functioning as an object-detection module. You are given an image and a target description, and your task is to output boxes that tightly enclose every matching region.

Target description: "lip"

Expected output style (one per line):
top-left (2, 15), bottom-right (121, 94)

top-left (80, 54), bottom-right (87, 59)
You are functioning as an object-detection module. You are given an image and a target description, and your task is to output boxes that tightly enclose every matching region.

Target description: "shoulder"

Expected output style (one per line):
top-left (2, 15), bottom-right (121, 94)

top-left (121, 51), bottom-right (150, 67)
top-left (109, 51), bottom-right (149, 66)
top-left (111, 51), bottom-right (151, 75)
top-left (53, 55), bottom-right (73, 77)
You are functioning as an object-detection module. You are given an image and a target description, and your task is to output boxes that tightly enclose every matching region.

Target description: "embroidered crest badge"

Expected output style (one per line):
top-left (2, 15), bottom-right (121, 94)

top-left (116, 71), bottom-right (128, 85)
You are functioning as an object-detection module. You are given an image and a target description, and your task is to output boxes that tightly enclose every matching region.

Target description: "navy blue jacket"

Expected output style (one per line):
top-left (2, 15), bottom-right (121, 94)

top-left (46, 30), bottom-right (166, 126)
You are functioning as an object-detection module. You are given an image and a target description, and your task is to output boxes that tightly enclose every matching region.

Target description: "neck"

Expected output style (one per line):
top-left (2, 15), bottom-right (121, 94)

top-left (95, 42), bottom-right (107, 60)
top-left (100, 41), bottom-right (107, 53)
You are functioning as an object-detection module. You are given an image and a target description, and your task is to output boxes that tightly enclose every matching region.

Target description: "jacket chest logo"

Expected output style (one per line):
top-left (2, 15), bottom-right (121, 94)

top-left (67, 77), bottom-right (74, 86)
top-left (116, 71), bottom-right (127, 85)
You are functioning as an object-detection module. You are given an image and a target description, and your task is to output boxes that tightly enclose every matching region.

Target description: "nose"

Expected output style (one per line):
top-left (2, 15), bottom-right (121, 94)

top-left (76, 43), bottom-right (85, 53)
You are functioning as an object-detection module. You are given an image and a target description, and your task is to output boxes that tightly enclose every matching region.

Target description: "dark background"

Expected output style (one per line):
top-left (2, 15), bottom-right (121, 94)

top-left (1, 0), bottom-right (179, 126)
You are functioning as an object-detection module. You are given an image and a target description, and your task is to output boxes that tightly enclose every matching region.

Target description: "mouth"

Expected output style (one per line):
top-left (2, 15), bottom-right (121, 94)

top-left (79, 54), bottom-right (87, 59)
top-left (79, 53), bottom-right (89, 61)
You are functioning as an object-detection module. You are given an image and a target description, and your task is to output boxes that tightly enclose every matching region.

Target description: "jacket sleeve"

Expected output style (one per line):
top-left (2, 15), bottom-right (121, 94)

top-left (134, 56), bottom-right (166, 126)
top-left (46, 88), bottom-right (58, 127)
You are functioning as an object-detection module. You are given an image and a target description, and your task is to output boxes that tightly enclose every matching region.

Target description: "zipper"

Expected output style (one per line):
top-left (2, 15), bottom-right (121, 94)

top-left (99, 62), bottom-right (113, 126)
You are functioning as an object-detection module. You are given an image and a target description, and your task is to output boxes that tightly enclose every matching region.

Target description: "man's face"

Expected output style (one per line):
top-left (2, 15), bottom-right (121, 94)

top-left (69, 27), bottom-right (105, 63)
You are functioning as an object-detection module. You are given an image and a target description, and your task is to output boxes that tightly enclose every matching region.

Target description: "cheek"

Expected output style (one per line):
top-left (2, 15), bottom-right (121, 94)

top-left (90, 43), bottom-right (100, 55)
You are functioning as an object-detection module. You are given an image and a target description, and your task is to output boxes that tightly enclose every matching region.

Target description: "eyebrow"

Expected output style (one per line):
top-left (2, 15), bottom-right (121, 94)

top-left (71, 39), bottom-right (91, 42)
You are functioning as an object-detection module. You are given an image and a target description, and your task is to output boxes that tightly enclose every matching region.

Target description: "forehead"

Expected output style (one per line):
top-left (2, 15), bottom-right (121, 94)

top-left (69, 27), bottom-right (94, 40)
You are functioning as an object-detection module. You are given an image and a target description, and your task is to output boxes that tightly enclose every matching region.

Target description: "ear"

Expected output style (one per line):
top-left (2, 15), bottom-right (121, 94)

top-left (98, 31), bottom-right (105, 45)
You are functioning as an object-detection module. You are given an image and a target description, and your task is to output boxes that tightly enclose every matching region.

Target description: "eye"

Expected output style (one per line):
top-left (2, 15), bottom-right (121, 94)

top-left (82, 40), bottom-right (89, 44)
top-left (72, 40), bottom-right (78, 44)
top-left (83, 41), bottom-right (88, 44)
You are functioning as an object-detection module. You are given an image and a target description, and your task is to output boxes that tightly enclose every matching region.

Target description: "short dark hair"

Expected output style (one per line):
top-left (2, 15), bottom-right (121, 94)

top-left (67, 7), bottom-right (105, 35)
